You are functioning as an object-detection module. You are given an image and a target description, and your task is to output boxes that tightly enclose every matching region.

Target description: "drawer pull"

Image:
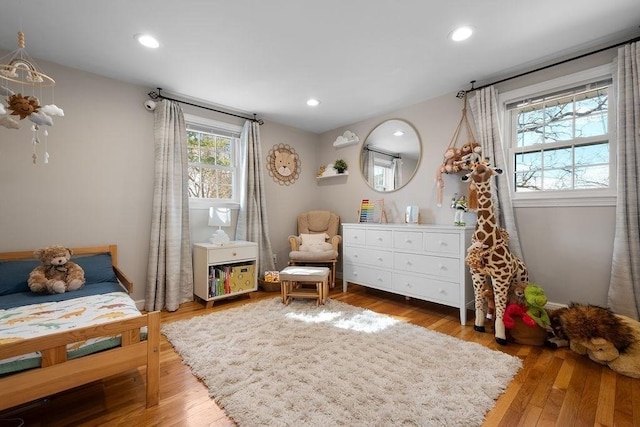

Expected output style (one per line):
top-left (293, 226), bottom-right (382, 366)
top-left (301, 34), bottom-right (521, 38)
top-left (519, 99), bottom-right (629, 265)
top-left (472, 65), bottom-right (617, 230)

top-left (405, 239), bottom-right (412, 243)
top-left (354, 235), bottom-right (359, 240)
top-left (405, 282), bottom-right (412, 288)
top-left (354, 254), bottom-right (359, 258)
top-left (377, 237), bottom-right (383, 241)
top-left (233, 252), bottom-right (237, 256)
top-left (377, 257), bottom-right (383, 261)
top-left (439, 241), bottom-right (446, 246)
top-left (439, 264), bottom-right (446, 270)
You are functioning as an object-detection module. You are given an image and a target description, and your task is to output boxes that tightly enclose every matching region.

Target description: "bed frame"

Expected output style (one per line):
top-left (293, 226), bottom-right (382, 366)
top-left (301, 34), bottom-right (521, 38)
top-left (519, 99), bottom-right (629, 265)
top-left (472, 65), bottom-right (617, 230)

top-left (0, 244), bottom-right (160, 412)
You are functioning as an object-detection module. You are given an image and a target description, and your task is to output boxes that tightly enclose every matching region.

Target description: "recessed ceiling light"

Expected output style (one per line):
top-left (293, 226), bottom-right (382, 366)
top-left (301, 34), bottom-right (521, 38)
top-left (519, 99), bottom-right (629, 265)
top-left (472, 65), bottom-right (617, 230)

top-left (306, 98), bottom-right (320, 107)
top-left (450, 26), bottom-right (473, 42)
top-left (135, 33), bottom-right (160, 49)
top-left (393, 130), bottom-right (404, 136)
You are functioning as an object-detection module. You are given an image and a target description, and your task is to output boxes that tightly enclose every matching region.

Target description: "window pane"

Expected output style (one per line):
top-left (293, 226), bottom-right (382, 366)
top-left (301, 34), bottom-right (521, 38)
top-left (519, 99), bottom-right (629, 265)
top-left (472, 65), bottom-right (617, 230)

top-left (542, 169), bottom-right (572, 190)
top-left (545, 119), bottom-right (573, 142)
top-left (188, 166), bottom-right (202, 197)
top-left (575, 165), bottom-right (609, 189)
top-left (515, 152), bottom-right (542, 172)
top-left (515, 170), bottom-right (542, 192)
top-left (518, 129), bottom-right (544, 147)
top-left (575, 113), bottom-right (607, 138)
top-left (543, 147), bottom-right (572, 169)
top-left (575, 142), bottom-right (608, 166)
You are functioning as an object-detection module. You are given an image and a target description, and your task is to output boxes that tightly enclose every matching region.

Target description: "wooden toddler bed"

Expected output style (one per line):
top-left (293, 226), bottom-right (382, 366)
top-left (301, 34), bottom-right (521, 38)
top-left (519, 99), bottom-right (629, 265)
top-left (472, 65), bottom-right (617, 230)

top-left (0, 244), bottom-right (160, 412)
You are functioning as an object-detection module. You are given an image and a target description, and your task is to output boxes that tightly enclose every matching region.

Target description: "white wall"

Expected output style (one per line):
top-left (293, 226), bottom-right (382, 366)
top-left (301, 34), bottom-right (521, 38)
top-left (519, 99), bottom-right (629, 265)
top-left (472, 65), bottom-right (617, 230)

top-left (0, 56), bottom-right (322, 304)
top-left (0, 48), bottom-right (619, 309)
top-left (315, 50), bottom-right (618, 307)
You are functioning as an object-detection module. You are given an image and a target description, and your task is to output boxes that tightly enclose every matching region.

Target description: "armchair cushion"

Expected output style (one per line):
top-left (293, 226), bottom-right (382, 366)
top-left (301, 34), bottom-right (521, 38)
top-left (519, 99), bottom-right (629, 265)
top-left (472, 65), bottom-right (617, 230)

top-left (300, 233), bottom-right (329, 245)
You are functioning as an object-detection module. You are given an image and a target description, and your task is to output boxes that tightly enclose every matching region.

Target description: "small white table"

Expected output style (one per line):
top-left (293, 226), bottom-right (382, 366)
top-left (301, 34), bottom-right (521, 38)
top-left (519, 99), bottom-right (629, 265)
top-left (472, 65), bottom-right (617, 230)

top-left (279, 266), bottom-right (330, 306)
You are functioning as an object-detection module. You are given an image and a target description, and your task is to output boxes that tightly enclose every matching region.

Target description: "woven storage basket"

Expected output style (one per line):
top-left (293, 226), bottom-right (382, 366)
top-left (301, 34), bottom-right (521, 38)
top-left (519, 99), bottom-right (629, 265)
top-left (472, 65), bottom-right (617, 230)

top-left (258, 279), bottom-right (281, 292)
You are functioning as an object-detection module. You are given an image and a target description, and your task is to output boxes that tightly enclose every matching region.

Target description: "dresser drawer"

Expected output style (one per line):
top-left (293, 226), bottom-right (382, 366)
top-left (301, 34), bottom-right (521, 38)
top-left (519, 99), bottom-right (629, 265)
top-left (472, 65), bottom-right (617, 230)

top-left (393, 273), bottom-right (459, 306)
top-left (393, 252), bottom-right (459, 281)
top-left (207, 245), bottom-right (257, 263)
top-left (424, 233), bottom-right (460, 256)
top-left (366, 229), bottom-right (392, 248)
top-left (344, 263), bottom-right (392, 291)
top-left (393, 231), bottom-right (423, 251)
top-left (343, 227), bottom-right (366, 246)
top-left (343, 247), bottom-right (393, 269)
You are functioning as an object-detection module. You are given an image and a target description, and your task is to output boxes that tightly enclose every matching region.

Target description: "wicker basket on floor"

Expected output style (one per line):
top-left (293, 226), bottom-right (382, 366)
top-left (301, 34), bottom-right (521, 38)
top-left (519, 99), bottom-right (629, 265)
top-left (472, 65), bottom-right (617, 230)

top-left (258, 279), bottom-right (281, 292)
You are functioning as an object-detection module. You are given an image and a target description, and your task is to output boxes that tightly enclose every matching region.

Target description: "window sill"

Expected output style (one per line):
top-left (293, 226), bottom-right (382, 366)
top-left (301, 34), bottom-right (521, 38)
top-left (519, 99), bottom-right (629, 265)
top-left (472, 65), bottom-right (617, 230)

top-left (189, 199), bottom-right (240, 210)
top-left (512, 193), bottom-right (616, 208)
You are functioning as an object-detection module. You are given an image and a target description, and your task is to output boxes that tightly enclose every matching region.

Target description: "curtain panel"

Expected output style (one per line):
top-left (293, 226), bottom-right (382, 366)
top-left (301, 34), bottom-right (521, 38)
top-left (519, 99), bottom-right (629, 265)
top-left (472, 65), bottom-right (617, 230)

top-left (469, 87), bottom-right (525, 261)
top-left (145, 100), bottom-right (194, 312)
top-left (608, 42), bottom-right (640, 320)
top-left (236, 120), bottom-right (276, 276)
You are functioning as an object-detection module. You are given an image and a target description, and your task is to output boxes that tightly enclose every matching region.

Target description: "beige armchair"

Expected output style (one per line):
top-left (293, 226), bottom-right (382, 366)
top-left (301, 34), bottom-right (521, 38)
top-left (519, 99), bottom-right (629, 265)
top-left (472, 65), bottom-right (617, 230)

top-left (288, 210), bottom-right (341, 288)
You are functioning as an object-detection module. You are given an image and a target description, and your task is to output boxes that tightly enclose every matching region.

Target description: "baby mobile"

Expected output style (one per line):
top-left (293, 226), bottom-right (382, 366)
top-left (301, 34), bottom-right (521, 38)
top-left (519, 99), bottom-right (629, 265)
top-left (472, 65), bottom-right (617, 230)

top-left (0, 30), bottom-right (64, 163)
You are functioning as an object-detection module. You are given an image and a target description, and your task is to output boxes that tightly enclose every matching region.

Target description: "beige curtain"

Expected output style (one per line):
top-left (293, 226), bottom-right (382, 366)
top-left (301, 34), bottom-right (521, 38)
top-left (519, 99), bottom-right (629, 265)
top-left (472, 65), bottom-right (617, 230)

top-left (145, 100), bottom-right (194, 312)
top-left (469, 87), bottom-right (524, 261)
top-left (236, 120), bottom-right (276, 276)
top-left (608, 42), bottom-right (640, 320)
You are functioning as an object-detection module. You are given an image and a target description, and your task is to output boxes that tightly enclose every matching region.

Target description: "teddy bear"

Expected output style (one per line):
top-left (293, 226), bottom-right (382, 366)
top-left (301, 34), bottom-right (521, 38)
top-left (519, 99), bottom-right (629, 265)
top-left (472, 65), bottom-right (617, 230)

top-left (28, 245), bottom-right (86, 294)
top-left (549, 303), bottom-right (640, 378)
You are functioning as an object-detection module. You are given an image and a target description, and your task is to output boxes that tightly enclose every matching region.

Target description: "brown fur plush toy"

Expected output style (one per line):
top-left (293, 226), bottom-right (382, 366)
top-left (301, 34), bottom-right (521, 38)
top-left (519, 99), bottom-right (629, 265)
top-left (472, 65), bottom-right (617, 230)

top-left (28, 246), bottom-right (86, 294)
top-left (549, 303), bottom-right (640, 378)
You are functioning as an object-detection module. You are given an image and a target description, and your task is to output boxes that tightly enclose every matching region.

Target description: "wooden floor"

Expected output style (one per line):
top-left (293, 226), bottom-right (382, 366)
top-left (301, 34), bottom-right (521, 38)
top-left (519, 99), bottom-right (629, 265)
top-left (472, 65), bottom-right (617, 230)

top-left (1, 284), bottom-right (639, 427)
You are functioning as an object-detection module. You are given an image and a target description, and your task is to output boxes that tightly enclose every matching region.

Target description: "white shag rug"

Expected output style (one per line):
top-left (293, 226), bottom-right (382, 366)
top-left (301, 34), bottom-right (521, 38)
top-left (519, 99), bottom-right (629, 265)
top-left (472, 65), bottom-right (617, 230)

top-left (162, 298), bottom-right (521, 426)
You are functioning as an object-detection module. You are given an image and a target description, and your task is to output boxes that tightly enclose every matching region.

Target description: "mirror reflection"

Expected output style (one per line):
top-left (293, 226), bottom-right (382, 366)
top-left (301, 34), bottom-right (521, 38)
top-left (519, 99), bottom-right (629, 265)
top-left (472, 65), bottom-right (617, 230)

top-left (360, 119), bottom-right (421, 192)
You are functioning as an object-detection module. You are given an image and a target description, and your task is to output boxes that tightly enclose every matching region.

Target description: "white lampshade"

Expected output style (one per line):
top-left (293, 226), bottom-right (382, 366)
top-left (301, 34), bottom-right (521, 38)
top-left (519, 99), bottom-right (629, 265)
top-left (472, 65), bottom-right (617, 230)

top-left (208, 207), bottom-right (231, 227)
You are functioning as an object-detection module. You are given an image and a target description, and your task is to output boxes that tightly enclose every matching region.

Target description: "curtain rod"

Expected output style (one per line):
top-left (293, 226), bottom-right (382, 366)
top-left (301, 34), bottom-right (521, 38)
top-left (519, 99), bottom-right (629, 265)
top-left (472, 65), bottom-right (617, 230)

top-left (364, 146), bottom-right (401, 159)
top-left (148, 88), bottom-right (264, 125)
top-left (464, 34), bottom-right (640, 95)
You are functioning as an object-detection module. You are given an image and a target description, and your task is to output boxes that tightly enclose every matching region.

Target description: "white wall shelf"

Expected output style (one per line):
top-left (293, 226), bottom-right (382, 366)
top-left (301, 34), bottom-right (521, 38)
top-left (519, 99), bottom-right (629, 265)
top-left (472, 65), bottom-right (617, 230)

top-left (316, 171), bottom-right (348, 181)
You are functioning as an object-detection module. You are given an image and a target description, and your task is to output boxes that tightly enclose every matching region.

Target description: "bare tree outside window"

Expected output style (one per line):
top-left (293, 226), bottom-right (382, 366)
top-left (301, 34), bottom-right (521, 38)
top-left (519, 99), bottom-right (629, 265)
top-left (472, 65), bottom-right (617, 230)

top-left (512, 85), bottom-right (610, 192)
top-left (187, 128), bottom-right (237, 200)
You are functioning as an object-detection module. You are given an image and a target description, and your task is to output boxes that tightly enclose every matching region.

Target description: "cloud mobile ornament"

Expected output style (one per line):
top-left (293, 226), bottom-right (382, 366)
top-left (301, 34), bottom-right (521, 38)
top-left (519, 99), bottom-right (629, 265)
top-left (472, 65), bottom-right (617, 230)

top-left (0, 30), bottom-right (64, 163)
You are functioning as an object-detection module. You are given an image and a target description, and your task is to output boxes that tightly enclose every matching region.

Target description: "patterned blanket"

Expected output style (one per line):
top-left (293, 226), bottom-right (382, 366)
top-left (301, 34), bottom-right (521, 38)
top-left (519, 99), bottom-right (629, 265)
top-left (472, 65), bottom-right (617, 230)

top-left (0, 291), bottom-right (144, 375)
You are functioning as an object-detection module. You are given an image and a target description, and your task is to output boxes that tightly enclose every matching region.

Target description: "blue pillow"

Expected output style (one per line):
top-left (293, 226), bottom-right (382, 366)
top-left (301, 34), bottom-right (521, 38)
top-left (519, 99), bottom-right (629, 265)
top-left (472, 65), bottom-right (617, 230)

top-left (0, 259), bottom-right (40, 296)
top-left (74, 253), bottom-right (118, 284)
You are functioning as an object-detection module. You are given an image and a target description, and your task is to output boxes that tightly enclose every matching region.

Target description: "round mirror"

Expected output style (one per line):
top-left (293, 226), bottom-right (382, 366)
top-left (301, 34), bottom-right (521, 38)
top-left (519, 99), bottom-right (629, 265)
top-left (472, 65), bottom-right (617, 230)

top-left (360, 119), bottom-right (421, 192)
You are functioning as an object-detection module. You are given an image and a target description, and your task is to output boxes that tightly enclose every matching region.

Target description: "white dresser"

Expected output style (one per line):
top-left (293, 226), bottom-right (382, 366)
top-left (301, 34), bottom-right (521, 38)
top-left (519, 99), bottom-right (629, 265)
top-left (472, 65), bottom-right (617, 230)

top-left (342, 223), bottom-right (473, 324)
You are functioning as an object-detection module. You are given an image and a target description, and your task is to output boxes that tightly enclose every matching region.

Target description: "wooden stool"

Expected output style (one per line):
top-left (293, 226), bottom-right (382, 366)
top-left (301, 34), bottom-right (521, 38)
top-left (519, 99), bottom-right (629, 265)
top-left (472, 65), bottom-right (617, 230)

top-left (280, 266), bottom-right (330, 306)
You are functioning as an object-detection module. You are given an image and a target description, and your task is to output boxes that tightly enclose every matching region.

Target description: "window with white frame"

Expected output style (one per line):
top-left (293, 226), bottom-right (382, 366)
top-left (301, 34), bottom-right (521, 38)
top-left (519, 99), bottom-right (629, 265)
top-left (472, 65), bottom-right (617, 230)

top-left (501, 66), bottom-right (616, 206)
top-left (185, 114), bottom-right (243, 204)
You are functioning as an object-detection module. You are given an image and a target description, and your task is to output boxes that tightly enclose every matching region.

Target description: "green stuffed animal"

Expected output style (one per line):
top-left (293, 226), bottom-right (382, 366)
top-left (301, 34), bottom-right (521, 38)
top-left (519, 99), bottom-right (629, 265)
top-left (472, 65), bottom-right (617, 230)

top-left (524, 284), bottom-right (550, 329)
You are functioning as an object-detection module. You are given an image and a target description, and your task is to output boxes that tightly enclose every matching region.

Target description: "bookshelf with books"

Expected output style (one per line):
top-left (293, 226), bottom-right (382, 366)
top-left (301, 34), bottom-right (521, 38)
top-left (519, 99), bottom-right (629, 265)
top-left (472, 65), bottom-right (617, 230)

top-left (193, 241), bottom-right (258, 308)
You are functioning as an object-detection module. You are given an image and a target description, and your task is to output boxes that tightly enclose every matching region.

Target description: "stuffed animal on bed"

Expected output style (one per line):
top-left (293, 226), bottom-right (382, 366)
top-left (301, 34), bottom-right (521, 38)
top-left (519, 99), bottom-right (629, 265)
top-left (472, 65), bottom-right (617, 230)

top-left (28, 245), bottom-right (86, 294)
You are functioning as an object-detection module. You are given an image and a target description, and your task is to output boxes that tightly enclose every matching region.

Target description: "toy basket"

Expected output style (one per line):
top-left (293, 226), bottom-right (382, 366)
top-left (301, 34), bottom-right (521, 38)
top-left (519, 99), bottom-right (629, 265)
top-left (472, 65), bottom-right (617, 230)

top-left (258, 278), bottom-right (281, 292)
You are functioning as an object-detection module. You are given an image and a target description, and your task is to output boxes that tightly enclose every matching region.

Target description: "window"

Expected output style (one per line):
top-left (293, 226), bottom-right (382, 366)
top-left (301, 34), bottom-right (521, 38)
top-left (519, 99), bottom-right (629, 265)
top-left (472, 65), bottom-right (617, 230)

top-left (185, 115), bottom-right (243, 205)
top-left (373, 158), bottom-right (395, 192)
top-left (501, 66), bottom-right (616, 206)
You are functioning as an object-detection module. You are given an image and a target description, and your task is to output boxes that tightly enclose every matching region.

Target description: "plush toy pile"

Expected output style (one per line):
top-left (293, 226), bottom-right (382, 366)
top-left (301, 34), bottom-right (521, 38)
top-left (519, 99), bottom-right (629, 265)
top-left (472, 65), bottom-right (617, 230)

top-left (28, 245), bottom-right (86, 294)
top-left (549, 303), bottom-right (640, 378)
top-left (503, 283), bottom-right (550, 346)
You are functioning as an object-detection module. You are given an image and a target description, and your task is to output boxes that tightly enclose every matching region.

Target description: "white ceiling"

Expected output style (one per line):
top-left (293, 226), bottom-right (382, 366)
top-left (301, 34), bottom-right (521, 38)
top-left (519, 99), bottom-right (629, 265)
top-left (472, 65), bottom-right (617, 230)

top-left (1, 0), bottom-right (638, 134)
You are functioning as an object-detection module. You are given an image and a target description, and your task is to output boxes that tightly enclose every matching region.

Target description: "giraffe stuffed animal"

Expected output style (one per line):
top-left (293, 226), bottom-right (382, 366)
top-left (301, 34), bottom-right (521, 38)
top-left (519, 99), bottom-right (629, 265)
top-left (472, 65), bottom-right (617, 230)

top-left (462, 161), bottom-right (528, 345)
